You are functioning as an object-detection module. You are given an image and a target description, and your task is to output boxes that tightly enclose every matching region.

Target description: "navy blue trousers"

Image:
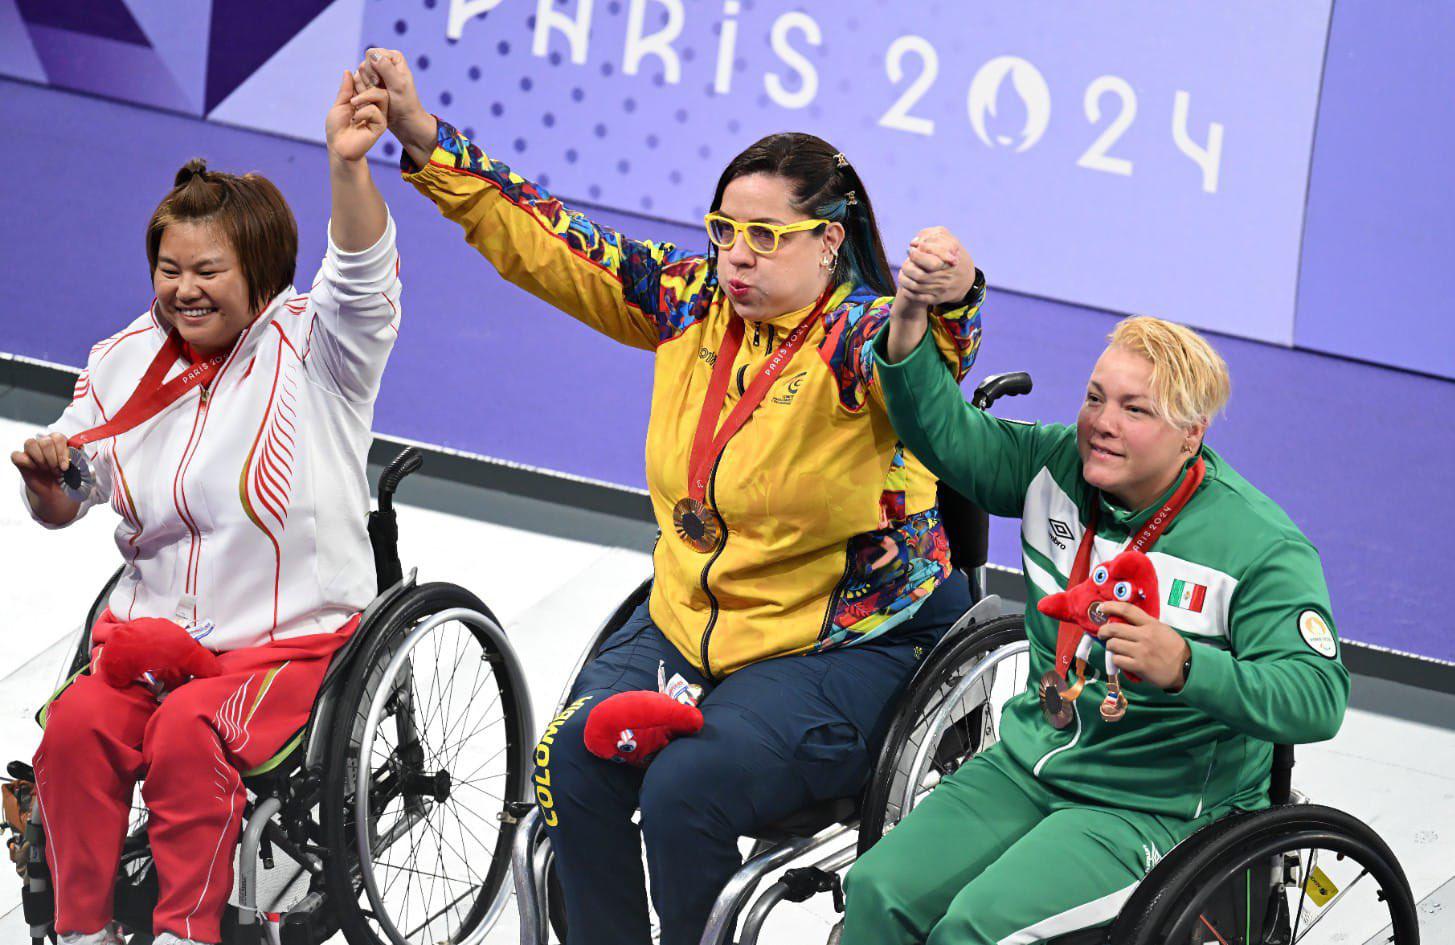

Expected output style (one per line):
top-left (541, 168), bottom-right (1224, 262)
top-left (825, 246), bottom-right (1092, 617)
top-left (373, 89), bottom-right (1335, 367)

top-left (534, 571), bottom-right (970, 945)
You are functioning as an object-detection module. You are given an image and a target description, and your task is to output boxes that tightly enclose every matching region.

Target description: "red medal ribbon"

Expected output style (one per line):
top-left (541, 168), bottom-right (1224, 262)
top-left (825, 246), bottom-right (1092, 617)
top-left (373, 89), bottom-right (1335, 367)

top-left (684, 285), bottom-right (835, 501)
top-left (1052, 457), bottom-right (1206, 678)
top-left (67, 332), bottom-right (225, 449)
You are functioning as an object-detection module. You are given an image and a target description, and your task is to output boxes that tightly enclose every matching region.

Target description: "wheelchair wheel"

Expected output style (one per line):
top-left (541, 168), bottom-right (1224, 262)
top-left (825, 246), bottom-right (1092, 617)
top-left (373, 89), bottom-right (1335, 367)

top-left (858, 614), bottom-right (1029, 855)
top-left (65, 565), bottom-right (125, 677)
top-left (319, 582), bottom-right (531, 945)
top-left (1111, 804), bottom-right (1419, 945)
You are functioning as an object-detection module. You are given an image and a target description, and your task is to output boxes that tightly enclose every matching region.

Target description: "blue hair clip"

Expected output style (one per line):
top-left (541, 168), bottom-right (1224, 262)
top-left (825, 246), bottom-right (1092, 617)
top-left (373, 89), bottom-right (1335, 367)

top-left (819, 191), bottom-right (858, 220)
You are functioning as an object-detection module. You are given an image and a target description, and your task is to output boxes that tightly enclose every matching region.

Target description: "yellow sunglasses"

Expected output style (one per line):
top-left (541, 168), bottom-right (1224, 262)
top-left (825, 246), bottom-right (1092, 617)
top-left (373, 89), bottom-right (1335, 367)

top-left (704, 212), bottom-right (829, 255)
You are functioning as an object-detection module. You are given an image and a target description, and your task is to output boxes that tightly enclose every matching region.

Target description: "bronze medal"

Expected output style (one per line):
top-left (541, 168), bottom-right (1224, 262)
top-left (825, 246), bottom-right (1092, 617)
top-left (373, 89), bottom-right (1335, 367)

top-left (1099, 691), bottom-right (1128, 723)
top-left (1045, 458), bottom-right (1208, 729)
top-left (675, 286), bottom-right (835, 554)
top-left (672, 497), bottom-right (723, 554)
top-left (1038, 670), bottom-right (1075, 729)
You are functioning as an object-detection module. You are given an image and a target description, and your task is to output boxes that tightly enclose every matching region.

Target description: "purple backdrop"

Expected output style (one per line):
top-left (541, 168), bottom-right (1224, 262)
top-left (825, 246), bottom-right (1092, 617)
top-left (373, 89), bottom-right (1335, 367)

top-left (3, 0), bottom-right (1336, 351)
top-left (1294, 0), bottom-right (1455, 379)
top-left (4, 78), bottom-right (1453, 664)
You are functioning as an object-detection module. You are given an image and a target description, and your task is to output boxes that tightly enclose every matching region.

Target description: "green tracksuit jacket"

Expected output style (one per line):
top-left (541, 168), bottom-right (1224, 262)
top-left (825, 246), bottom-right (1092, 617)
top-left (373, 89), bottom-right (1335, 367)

top-left (875, 328), bottom-right (1350, 819)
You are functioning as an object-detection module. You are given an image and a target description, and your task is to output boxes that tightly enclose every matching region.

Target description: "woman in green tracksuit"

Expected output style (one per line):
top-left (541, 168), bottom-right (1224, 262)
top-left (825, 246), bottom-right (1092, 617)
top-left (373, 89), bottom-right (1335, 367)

top-left (840, 272), bottom-right (1350, 945)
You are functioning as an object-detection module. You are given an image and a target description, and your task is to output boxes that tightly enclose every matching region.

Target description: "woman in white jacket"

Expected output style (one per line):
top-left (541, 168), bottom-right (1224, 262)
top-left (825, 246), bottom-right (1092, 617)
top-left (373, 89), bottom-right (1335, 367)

top-left (10, 75), bottom-right (400, 945)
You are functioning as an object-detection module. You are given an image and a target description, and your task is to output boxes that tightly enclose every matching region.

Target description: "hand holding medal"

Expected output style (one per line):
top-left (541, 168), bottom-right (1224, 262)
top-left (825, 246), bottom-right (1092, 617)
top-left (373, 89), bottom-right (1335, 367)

top-left (1094, 604), bottom-right (1193, 691)
top-left (12, 333), bottom-right (226, 529)
top-left (10, 432), bottom-right (86, 525)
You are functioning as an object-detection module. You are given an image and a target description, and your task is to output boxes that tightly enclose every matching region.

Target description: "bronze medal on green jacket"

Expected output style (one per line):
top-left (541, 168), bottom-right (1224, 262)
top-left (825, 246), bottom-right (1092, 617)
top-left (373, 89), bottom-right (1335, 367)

top-left (675, 286), bottom-right (834, 553)
top-left (1042, 458), bottom-right (1206, 728)
top-left (1038, 670), bottom-right (1076, 729)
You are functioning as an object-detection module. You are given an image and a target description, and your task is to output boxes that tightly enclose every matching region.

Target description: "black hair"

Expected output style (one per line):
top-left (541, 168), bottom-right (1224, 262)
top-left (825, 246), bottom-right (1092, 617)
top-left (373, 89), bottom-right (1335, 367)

top-left (148, 159), bottom-right (298, 316)
top-left (707, 133), bottom-right (895, 297)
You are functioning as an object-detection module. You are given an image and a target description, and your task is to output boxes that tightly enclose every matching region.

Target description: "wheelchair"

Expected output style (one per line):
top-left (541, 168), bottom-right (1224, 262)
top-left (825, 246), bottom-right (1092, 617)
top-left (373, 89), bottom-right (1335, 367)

top-left (510, 371), bottom-right (1421, 945)
top-left (508, 373), bottom-right (1039, 945)
top-left (3, 448), bottom-right (538, 945)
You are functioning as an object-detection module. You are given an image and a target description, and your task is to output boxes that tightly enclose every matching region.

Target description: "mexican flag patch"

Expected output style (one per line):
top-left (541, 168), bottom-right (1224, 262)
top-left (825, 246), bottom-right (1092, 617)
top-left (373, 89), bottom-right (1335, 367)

top-left (1168, 579), bottom-right (1207, 612)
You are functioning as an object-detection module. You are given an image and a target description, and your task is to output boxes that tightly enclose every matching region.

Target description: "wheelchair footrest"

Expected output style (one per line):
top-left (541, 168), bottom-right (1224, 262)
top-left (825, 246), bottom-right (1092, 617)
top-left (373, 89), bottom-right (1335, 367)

top-left (780, 867), bottom-right (844, 912)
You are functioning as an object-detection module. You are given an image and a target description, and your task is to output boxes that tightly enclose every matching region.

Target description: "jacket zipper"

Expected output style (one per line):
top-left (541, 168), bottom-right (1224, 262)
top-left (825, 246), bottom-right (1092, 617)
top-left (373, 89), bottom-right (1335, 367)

top-left (173, 391), bottom-right (211, 593)
top-left (818, 549), bottom-right (855, 642)
top-left (697, 454), bottom-right (728, 680)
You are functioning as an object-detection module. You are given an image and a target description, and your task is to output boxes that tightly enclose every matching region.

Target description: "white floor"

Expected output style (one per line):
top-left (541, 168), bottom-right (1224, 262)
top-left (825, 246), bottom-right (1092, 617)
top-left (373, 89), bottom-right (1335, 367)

top-left (1, 415), bottom-right (1451, 943)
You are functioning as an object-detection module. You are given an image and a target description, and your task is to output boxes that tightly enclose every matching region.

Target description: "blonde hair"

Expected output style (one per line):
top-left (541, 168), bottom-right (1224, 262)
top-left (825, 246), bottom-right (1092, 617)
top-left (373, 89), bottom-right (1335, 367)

top-left (1107, 316), bottom-right (1230, 430)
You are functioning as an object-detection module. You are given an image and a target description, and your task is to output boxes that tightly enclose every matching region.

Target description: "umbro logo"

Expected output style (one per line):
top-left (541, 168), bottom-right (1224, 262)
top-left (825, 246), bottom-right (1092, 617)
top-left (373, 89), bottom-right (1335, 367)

top-left (1049, 518), bottom-right (1075, 550)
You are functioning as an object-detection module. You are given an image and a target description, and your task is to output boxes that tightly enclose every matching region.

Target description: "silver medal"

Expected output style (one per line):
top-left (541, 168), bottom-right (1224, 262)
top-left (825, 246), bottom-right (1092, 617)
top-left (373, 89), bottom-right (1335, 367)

top-left (60, 446), bottom-right (101, 505)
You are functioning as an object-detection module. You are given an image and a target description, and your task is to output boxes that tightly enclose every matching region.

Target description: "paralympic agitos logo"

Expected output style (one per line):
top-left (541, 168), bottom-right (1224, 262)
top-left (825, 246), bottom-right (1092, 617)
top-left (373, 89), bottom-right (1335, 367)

top-left (967, 56), bottom-right (1051, 153)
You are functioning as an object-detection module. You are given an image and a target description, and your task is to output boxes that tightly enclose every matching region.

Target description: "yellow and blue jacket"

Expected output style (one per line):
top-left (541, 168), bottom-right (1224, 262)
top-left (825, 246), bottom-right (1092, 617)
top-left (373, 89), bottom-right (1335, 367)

top-left (405, 120), bottom-right (984, 677)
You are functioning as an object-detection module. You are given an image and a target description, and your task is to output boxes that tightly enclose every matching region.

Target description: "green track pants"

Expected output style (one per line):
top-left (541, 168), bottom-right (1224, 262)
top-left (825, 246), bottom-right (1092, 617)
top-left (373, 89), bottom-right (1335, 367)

top-left (842, 745), bottom-right (1225, 945)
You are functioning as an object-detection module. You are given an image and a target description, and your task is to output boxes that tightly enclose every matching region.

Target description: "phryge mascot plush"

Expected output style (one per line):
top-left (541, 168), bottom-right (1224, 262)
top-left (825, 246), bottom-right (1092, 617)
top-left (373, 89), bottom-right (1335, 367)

top-left (583, 663), bottom-right (705, 767)
top-left (1037, 549), bottom-right (1159, 723)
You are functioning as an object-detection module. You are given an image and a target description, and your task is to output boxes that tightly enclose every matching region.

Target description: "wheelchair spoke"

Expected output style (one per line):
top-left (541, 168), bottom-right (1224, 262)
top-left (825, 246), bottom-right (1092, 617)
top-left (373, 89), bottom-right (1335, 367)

top-left (428, 658), bottom-right (501, 771)
top-left (452, 777), bottom-right (505, 803)
top-left (405, 885), bottom-right (483, 939)
top-left (455, 732), bottom-right (510, 776)
top-left (423, 627), bottom-right (474, 749)
top-left (427, 623), bottom-right (469, 731)
top-left (1292, 866), bottom-right (1370, 943)
top-left (1291, 847), bottom-right (1314, 942)
top-left (369, 856), bottom-right (477, 885)
top-left (428, 707), bottom-right (507, 773)
top-left (1197, 912), bottom-right (1234, 945)
top-left (414, 804), bottom-right (484, 883)
top-left (424, 626), bottom-right (487, 755)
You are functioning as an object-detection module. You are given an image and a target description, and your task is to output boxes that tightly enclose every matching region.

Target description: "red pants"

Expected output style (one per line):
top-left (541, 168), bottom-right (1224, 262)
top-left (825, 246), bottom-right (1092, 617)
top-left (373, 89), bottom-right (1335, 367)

top-left (33, 611), bottom-right (356, 942)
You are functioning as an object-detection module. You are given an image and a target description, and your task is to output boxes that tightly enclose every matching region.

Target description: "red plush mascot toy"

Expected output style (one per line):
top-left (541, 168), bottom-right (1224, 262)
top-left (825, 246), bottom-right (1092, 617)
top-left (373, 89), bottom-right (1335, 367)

top-left (1036, 549), bottom-right (1159, 722)
top-left (94, 615), bottom-right (223, 694)
top-left (583, 691), bottom-right (704, 768)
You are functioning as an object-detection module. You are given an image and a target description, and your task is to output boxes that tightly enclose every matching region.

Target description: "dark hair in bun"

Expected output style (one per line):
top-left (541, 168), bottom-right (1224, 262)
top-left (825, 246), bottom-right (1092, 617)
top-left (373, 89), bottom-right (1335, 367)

top-left (146, 159), bottom-right (298, 316)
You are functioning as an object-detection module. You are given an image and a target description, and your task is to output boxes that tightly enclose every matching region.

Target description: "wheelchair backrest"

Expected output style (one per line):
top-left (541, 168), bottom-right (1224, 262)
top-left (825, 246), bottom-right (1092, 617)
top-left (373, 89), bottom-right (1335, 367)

top-left (1269, 743), bottom-right (1294, 806)
top-left (938, 482), bottom-right (989, 573)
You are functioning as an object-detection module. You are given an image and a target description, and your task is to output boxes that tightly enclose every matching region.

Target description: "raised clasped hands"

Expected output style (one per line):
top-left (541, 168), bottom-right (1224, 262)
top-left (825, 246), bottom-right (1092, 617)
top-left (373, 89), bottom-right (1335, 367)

top-left (896, 226), bottom-right (975, 310)
top-left (886, 227), bottom-right (976, 360)
top-left (354, 48), bottom-right (438, 168)
top-left (326, 69), bottom-right (390, 164)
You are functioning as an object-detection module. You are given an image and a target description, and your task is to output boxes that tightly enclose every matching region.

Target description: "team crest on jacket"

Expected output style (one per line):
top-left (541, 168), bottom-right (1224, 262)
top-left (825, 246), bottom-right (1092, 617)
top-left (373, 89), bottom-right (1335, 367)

top-left (771, 372), bottom-right (809, 406)
top-left (1298, 610), bottom-right (1337, 658)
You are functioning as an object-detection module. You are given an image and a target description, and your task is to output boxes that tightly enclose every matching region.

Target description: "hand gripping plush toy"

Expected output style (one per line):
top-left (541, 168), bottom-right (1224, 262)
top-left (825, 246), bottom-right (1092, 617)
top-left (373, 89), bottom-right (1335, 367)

top-left (582, 662), bottom-right (705, 767)
top-left (1036, 549), bottom-right (1159, 723)
top-left (96, 616), bottom-right (223, 693)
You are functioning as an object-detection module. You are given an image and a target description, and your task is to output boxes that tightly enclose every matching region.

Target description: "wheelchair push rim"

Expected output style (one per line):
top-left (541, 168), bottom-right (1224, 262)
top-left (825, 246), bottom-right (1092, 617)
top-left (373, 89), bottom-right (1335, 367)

top-left (900, 639), bottom-right (1030, 816)
top-left (351, 603), bottom-right (531, 945)
top-left (1124, 807), bottom-right (1419, 945)
top-left (860, 615), bottom-right (1031, 853)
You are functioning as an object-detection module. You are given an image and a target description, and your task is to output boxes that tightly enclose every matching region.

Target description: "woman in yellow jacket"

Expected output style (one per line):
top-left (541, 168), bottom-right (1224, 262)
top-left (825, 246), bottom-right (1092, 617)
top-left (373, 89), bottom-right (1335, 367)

top-left (360, 48), bottom-right (983, 945)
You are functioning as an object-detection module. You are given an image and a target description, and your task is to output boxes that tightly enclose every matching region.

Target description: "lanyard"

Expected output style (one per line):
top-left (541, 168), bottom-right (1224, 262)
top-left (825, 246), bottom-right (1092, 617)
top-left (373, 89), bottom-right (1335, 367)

top-left (684, 285), bottom-right (833, 500)
top-left (1053, 457), bottom-right (1206, 678)
top-left (67, 332), bottom-right (224, 449)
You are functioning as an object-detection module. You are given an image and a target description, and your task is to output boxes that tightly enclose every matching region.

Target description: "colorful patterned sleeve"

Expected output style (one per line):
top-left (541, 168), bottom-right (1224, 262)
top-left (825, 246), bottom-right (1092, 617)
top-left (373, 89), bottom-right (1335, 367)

top-left (403, 119), bottom-right (710, 350)
top-left (820, 271), bottom-right (985, 412)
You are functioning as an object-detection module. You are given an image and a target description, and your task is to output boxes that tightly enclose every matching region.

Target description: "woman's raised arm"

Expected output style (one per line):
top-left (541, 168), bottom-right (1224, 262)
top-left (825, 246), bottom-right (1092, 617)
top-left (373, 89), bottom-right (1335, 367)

top-left (359, 49), bottom-right (708, 352)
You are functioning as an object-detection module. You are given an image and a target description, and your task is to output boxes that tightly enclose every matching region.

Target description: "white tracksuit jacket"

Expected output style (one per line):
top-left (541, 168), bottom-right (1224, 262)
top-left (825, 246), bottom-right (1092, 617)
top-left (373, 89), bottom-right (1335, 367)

top-left (28, 215), bottom-right (402, 651)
